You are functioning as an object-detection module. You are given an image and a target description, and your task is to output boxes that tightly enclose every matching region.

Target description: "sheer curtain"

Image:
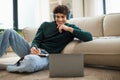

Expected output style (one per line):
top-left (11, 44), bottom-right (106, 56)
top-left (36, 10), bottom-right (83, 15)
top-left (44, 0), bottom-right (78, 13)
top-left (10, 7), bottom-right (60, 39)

top-left (72, 0), bottom-right (103, 17)
top-left (72, 0), bottom-right (84, 18)
top-left (83, 0), bottom-right (103, 17)
top-left (106, 0), bottom-right (120, 14)
top-left (0, 0), bottom-right (13, 29)
top-left (35, 0), bottom-right (50, 27)
top-left (18, 0), bottom-right (50, 29)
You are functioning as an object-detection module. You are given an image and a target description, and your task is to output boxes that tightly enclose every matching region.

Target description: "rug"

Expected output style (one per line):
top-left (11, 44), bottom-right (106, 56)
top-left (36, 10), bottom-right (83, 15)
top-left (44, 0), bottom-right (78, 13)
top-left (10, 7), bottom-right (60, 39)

top-left (0, 52), bottom-right (120, 80)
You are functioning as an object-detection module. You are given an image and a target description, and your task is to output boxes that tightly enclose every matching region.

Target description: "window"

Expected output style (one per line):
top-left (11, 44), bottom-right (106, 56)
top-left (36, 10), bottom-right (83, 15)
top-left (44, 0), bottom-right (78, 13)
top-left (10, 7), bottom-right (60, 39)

top-left (18, 0), bottom-right (50, 29)
top-left (0, 0), bottom-right (13, 29)
top-left (18, 0), bottom-right (36, 29)
top-left (106, 0), bottom-right (120, 14)
top-left (0, 0), bottom-right (49, 30)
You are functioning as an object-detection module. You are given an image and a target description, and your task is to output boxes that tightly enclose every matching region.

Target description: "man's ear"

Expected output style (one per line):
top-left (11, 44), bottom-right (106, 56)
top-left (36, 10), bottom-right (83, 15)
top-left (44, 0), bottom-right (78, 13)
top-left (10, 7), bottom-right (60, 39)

top-left (66, 13), bottom-right (71, 20)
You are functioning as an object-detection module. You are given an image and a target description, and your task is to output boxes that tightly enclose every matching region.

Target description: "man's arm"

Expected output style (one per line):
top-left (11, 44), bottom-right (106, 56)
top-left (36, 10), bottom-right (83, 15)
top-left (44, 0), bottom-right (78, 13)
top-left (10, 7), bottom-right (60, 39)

top-left (30, 22), bottom-right (45, 55)
top-left (58, 24), bottom-right (93, 42)
top-left (31, 22), bottom-right (45, 48)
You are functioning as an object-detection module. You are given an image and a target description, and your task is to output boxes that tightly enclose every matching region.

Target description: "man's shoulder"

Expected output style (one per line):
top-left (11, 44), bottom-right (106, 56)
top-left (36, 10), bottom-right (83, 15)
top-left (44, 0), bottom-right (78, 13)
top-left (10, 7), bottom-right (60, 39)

top-left (40, 21), bottom-right (55, 28)
top-left (40, 21), bottom-right (55, 29)
top-left (42, 21), bottom-right (55, 25)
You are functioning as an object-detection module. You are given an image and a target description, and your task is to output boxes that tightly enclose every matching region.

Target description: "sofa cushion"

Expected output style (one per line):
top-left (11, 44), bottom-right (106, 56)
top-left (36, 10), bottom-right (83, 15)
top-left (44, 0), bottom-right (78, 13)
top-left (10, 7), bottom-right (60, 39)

top-left (103, 13), bottom-right (120, 36)
top-left (67, 16), bottom-right (104, 37)
top-left (25, 36), bottom-right (120, 55)
top-left (74, 37), bottom-right (120, 54)
top-left (61, 40), bottom-right (81, 54)
top-left (22, 27), bottom-right (38, 42)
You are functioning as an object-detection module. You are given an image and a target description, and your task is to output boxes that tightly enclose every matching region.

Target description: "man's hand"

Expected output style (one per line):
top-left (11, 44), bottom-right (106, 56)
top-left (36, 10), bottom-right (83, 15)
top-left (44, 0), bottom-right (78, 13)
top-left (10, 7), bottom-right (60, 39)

top-left (30, 47), bottom-right (41, 55)
top-left (57, 24), bottom-right (73, 33)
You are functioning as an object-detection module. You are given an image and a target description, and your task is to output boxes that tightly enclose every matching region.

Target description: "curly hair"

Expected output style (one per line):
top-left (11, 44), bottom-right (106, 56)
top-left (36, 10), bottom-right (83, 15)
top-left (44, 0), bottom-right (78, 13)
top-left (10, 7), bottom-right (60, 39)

top-left (53, 5), bottom-right (70, 15)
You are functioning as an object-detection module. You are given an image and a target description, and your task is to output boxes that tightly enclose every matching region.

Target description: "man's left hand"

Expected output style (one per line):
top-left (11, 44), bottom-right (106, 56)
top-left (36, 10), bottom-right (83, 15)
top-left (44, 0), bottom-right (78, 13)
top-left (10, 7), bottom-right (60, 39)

top-left (57, 24), bottom-right (73, 33)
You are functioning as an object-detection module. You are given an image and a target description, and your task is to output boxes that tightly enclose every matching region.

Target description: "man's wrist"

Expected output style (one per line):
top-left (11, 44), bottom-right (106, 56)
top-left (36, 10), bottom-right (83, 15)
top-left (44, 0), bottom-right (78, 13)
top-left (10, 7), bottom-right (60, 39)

top-left (67, 27), bottom-right (74, 33)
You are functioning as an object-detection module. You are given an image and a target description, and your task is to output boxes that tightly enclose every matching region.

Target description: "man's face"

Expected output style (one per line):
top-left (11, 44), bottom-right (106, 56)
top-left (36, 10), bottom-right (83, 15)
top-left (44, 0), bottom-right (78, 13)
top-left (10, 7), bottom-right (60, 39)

top-left (55, 13), bottom-right (67, 26)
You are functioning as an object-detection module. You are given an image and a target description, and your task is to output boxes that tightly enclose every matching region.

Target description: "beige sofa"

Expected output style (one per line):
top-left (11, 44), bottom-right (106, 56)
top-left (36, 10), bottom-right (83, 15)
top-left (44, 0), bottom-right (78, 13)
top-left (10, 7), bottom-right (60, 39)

top-left (22, 13), bottom-right (120, 67)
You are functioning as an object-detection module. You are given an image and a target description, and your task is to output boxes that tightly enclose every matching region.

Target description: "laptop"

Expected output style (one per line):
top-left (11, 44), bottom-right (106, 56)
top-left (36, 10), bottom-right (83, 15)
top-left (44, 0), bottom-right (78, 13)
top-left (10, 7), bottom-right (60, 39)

top-left (49, 54), bottom-right (84, 77)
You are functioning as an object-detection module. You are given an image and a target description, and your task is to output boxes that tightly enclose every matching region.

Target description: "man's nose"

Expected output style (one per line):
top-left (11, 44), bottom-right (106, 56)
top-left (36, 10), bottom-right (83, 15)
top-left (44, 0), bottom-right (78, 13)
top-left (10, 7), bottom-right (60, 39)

top-left (58, 18), bottom-right (63, 21)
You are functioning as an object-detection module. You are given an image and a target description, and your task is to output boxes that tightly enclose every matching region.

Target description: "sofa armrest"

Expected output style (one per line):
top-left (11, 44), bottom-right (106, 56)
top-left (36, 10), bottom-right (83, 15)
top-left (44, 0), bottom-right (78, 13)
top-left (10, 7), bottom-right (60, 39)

top-left (22, 27), bottom-right (38, 43)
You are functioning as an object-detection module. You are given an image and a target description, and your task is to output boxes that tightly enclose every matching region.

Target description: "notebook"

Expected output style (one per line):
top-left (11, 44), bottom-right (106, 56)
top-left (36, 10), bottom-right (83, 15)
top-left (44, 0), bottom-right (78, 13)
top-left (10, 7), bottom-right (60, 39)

top-left (49, 54), bottom-right (84, 77)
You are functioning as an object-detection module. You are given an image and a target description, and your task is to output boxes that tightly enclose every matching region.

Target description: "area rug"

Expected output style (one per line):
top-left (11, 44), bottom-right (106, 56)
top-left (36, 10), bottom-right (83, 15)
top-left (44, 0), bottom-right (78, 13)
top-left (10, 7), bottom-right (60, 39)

top-left (0, 52), bottom-right (120, 80)
top-left (0, 67), bottom-right (120, 80)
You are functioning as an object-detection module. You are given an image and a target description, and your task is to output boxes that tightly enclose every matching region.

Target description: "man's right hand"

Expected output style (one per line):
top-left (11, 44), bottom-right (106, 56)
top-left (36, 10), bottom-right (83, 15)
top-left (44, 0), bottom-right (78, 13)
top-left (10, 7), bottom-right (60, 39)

top-left (30, 47), bottom-right (41, 55)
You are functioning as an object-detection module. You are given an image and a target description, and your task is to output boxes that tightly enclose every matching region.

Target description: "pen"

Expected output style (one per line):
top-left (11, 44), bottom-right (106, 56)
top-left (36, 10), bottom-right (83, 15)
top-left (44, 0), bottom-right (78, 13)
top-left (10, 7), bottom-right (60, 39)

top-left (34, 45), bottom-right (49, 57)
top-left (34, 45), bottom-right (38, 50)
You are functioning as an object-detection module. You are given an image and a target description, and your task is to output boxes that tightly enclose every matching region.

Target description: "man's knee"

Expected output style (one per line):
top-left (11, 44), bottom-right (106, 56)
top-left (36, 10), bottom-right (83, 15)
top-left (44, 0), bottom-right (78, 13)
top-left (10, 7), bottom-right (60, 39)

top-left (7, 55), bottom-right (37, 73)
top-left (3, 29), bottom-right (16, 36)
top-left (4, 29), bottom-right (14, 33)
top-left (7, 55), bottom-right (48, 73)
top-left (22, 55), bottom-right (37, 71)
top-left (23, 55), bottom-right (48, 72)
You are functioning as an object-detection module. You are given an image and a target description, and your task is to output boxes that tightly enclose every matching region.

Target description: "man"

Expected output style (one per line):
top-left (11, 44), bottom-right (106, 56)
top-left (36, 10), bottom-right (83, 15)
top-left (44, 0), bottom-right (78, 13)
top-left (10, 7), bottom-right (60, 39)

top-left (0, 5), bottom-right (93, 72)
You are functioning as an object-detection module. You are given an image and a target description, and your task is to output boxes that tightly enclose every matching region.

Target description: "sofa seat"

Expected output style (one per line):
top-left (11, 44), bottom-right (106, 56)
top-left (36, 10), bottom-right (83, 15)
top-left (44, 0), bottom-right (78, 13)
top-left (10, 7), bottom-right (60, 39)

top-left (61, 37), bottom-right (120, 67)
top-left (75, 37), bottom-right (120, 54)
top-left (62, 37), bottom-right (120, 54)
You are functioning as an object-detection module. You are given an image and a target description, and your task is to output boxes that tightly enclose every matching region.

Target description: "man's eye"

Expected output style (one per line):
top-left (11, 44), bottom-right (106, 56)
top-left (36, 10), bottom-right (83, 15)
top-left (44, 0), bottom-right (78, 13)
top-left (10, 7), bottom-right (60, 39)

top-left (62, 16), bottom-right (65, 18)
top-left (56, 16), bottom-right (60, 18)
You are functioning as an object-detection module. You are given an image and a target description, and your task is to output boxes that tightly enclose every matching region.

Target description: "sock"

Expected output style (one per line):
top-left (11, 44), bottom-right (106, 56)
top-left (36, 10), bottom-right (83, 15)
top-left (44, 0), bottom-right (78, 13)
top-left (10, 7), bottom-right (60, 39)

top-left (0, 64), bottom-right (7, 70)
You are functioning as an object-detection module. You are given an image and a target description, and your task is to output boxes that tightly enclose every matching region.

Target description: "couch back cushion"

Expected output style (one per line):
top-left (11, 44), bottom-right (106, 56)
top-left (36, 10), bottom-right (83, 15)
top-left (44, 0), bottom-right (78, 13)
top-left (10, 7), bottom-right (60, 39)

top-left (67, 16), bottom-right (104, 37)
top-left (22, 27), bottom-right (38, 42)
top-left (103, 13), bottom-right (120, 36)
top-left (22, 16), bottom-right (104, 42)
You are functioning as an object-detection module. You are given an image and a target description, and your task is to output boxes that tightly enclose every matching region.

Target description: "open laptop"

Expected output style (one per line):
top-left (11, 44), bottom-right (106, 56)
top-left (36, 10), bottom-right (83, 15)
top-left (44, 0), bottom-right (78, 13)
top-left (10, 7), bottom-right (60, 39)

top-left (49, 54), bottom-right (84, 77)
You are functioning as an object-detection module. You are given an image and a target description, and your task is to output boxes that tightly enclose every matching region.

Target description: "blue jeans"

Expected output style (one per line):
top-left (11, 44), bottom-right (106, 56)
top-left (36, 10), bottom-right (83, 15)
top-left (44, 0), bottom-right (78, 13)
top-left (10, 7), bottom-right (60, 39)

top-left (0, 29), bottom-right (49, 72)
